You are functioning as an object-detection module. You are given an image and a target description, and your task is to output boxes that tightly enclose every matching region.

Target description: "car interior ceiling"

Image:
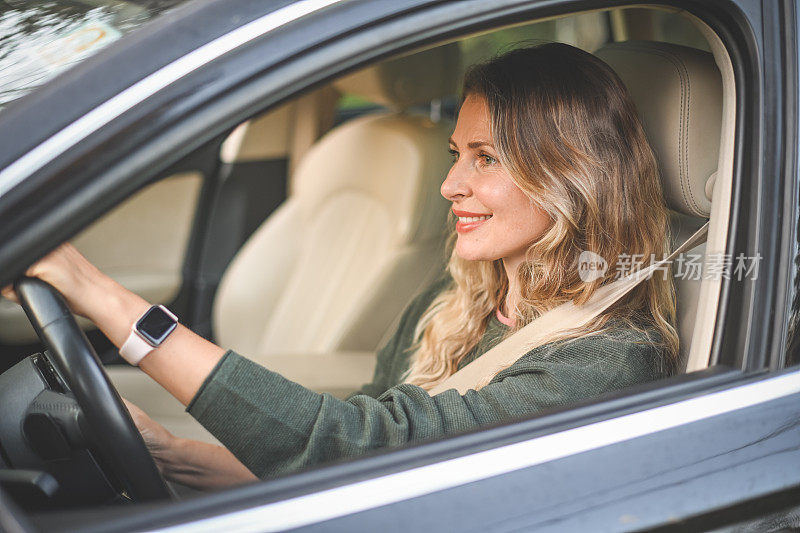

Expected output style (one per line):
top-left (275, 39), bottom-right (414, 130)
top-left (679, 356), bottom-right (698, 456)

top-left (0, 5), bottom-right (736, 511)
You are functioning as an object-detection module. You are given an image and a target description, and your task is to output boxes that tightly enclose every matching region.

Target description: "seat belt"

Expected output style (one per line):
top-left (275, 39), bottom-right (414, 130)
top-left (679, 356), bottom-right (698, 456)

top-left (428, 221), bottom-right (710, 395)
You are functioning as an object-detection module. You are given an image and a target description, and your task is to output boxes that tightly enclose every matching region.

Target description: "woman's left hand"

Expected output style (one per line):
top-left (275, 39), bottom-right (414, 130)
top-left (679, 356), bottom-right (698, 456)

top-left (0, 243), bottom-right (117, 319)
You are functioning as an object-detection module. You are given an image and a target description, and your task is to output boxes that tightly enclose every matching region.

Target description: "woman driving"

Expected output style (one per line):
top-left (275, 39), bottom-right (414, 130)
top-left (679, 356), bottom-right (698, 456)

top-left (2, 43), bottom-right (678, 490)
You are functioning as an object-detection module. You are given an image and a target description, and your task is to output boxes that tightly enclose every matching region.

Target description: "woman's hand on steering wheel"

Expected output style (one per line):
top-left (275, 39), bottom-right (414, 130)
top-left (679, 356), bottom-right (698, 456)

top-left (122, 398), bottom-right (259, 490)
top-left (1, 244), bottom-right (150, 351)
top-left (1, 243), bottom-right (108, 318)
top-left (122, 398), bottom-right (177, 471)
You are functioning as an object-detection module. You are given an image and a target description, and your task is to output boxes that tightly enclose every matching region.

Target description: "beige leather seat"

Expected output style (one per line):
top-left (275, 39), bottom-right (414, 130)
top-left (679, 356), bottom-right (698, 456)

top-left (213, 44), bottom-right (459, 367)
top-left (109, 45), bottom-right (460, 442)
top-left (595, 41), bottom-right (722, 370)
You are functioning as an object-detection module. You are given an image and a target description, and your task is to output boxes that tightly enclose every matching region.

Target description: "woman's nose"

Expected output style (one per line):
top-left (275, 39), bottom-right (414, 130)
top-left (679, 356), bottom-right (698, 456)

top-left (441, 164), bottom-right (470, 201)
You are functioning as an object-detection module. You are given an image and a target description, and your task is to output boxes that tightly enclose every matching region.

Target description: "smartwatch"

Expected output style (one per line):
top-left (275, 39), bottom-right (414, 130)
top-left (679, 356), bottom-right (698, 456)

top-left (119, 305), bottom-right (179, 366)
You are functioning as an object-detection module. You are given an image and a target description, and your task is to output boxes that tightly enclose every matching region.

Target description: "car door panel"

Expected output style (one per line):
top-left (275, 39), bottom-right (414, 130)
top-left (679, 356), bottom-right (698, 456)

top-left (0, 172), bottom-right (202, 344)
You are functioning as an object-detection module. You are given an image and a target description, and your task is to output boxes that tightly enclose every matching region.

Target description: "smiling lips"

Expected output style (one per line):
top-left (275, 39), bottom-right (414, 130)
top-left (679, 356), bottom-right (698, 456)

top-left (453, 209), bottom-right (492, 233)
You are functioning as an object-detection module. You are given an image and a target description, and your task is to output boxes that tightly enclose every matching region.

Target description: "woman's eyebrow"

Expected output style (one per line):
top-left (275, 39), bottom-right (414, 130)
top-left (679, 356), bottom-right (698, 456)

top-left (467, 140), bottom-right (494, 149)
top-left (447, 138), bottom-right (495, 149)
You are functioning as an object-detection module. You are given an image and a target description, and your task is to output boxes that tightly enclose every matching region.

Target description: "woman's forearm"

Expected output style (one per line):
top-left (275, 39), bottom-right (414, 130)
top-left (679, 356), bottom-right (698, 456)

top-left (5, 244), bottom-right (252, 488)
top-left (156, 438), bottom-right (258, 490)
top-left (85, 273), bottom-right (226, 406)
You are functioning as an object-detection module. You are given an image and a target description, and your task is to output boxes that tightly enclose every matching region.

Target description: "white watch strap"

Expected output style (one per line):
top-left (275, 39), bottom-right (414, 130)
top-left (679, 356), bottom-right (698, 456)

top-left (119, 330), bottom-right (154, 366)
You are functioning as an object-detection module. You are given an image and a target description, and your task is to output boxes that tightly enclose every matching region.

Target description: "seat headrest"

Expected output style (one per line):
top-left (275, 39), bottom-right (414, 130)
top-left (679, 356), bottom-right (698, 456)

top-left (293, 114), bottom-right (452, 244)
top-left (333, 43), bottom-right (462, 109)
top-left (595, 41), bottom-right (722, 218)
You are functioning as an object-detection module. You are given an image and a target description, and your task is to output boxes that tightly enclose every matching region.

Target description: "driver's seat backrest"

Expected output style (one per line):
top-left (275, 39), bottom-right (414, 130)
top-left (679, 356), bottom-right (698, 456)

top-left (212, 45), bottom-right (460, 359)
top-left (595, 41), bottom-right (722, 371)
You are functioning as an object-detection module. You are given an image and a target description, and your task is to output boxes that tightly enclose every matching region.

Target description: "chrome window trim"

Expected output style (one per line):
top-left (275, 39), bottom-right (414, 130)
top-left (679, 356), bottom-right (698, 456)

top-left (0, 0), bottom-right (346, 198)
top-left (159, 370), bottom-right (800, 532)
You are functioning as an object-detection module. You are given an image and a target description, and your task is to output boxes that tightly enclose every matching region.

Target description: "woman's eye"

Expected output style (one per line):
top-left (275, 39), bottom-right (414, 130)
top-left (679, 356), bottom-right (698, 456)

top-left (480, 154), bottom-right (497, 166)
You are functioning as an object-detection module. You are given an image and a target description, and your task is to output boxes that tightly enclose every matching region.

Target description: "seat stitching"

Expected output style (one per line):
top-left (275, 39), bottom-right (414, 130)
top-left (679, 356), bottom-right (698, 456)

top-left (604, 44), bottom-right (705, 217)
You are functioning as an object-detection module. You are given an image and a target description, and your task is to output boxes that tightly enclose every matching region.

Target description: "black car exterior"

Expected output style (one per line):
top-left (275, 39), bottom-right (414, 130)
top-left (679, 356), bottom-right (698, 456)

top-left (0, 0), bottom-right (799, 531)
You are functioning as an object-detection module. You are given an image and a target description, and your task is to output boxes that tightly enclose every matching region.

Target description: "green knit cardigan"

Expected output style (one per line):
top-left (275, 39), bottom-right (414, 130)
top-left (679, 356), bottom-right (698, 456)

top-left (187, 275), bottom-right (668, 479)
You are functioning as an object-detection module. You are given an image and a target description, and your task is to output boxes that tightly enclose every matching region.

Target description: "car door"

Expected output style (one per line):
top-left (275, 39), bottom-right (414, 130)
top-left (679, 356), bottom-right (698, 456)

top-left (0, 0), bottom-right (798, 530)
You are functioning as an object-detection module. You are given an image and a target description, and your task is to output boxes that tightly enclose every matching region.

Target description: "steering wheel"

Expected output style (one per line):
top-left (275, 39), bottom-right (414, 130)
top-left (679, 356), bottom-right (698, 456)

top-left (15, 277), bottom-right (171, 502)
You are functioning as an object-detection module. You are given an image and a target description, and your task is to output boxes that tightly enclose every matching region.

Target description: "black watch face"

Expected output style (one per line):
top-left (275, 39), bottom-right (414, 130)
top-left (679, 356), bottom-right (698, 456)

top-left (136, 306), bottom-right (177, 346)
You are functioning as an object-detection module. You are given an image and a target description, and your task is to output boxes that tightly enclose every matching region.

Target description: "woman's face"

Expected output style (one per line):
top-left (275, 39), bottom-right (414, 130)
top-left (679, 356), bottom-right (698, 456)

top-left (441, 94), bottom-right (551, 266)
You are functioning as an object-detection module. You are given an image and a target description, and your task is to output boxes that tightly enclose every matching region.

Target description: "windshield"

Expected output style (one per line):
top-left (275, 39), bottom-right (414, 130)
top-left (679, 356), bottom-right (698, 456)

top-left (0, 0), bottom-right (189, 111)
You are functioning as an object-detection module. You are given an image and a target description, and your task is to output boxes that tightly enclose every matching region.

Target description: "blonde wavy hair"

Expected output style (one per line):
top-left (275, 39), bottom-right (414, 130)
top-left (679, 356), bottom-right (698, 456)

top-left (403, 43), bottom-right (679, 391)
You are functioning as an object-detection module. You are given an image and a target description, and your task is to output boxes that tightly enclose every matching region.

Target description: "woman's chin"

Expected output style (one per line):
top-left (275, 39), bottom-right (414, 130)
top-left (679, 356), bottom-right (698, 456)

top-left (454, 246), bottom-right (495, 262)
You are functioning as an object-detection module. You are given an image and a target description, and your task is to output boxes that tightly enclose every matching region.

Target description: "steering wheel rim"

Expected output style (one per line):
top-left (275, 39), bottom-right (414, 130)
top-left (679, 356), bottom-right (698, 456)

top-left (15, 277), bottom-right (171, 502)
